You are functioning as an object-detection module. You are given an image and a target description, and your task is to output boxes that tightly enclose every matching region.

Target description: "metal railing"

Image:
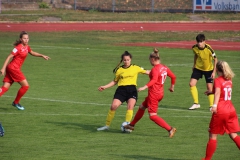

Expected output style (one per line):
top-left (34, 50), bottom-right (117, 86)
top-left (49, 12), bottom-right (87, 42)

top-left (1, 0), bottom-right (42, 2)
top-left (2, 0), bottom-right (238, 13)
top-left (63, 0), bottom-right (193, 13)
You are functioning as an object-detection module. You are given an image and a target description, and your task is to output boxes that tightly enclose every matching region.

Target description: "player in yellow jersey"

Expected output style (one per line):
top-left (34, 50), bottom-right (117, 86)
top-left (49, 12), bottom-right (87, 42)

top-left (189, 34), bottom-right (218, 110)
top-left (97, 51), bottom-right (150, 131)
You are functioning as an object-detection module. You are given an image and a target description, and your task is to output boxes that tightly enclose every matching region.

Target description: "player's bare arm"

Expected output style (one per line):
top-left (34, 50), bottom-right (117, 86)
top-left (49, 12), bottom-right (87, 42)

top-left (138, 85), bottom-right (148, 92)
top-left (192, 54), bottom-right (197, 71)
top-left (168, 85), bottom-right (174, 92)
top-left (29, 51), bottom-right (50, 60)
top-left (204, 90), bottom-right (213, 96)
top-left (145, 70), bottom-right (150, 75)
top-left (211, 57), bottom-right (218, 79)
top-left (0, 54), bottom-right (14, 76)
top-left (98, 81), bottom-right (117, 91)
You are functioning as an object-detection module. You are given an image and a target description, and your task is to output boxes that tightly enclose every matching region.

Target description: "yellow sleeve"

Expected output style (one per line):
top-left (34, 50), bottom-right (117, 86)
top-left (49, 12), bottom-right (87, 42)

top-left (114, 68), bottom-right (120, 82)
top-left (136, 65), bottom-right (147, 74)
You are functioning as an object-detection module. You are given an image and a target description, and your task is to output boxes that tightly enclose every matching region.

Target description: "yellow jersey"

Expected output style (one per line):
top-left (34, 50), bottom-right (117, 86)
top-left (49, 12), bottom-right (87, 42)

top-left (114, 64), bottom-right (146, 86)
top-left (192, 43), bottom-right (216, 71)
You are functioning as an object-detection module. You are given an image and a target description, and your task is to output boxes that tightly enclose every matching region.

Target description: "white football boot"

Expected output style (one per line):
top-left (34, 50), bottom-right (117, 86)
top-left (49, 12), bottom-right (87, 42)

top-left (189, 104), bottom-right (200, 110)
top-left (97, 126), bottom-right (109, 131)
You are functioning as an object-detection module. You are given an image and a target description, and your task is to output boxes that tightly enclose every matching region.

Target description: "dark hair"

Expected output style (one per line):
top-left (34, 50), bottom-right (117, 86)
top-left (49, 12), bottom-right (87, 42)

top-left (113, 51), bottom-right (132, 73)
top-left (121, 51), bottom-right (132, 60)
top-left (13, 31), bottom-right (28, 46)
top-left (149, 48), bottom-right (160, 60)
top-left (196, 33), bottom-right (205, 43)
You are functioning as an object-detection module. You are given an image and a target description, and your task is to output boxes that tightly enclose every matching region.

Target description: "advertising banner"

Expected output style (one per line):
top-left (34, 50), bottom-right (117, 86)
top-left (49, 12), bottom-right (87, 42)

top-left (193, 0), bottom-right (240, 12)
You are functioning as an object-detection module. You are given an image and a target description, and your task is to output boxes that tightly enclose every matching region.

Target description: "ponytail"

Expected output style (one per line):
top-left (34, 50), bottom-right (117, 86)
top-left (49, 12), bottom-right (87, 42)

top-left (113, 60), bottom-right (122, 73)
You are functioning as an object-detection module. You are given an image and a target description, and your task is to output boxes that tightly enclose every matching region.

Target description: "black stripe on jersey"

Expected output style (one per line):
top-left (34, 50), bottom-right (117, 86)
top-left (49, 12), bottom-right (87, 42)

top-left (113, 67), bottom-right (119, 73)
top-left (113, 64), bottom-right (130, 73)
top-left (192, 44), bottom-right (198, 49)
top-left (132, 64), bottom-right (140, 67)
top-left (205, 44), bottom-right (217, 58)
top-left (132, 64), bottom-right (144, 70)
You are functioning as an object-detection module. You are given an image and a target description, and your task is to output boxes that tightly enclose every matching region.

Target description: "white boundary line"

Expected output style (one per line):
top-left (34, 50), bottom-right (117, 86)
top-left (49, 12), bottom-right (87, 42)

top-left (2, 95), bottom-right (205, 111)
top-left (0, 112), bottom-right (211, 118)
top-left (3, 95), bottom-right (109, 106)
top-left (2, 95), bottom-right (239, 117)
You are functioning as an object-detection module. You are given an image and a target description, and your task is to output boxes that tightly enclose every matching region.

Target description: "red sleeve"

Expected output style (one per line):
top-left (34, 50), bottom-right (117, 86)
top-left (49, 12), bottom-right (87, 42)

top-left (28, 45), bottom-right (32, 53)
top-left (11, 47), bottom-right (19, 56)
top-left (212, 78), bottom-right (221, 94)
top-left (214, 78), bottom-right (221, 88)
top-left (212, 78), bottom-right (220, 94)
top-left (167, 67), bottom-right (176, 85)
top-left (146, 67), bottom-right (158, 87)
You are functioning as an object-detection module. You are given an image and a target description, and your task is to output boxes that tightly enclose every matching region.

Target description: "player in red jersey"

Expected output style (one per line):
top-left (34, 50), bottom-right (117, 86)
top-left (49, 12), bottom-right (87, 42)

top-left (124, 48), bottom-right (177, 138)
top-left (202, 61), bottom-right (240, 160)
top-left (0, 31), bottom-right (50, 110)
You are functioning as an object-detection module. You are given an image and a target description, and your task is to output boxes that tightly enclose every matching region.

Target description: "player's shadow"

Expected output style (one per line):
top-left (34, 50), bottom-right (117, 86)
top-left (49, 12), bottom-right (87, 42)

top-left (116, 154), bottom-right (184, 160)
top-left (45, 121), bottom-right (127, 134)
top-left (45, 121), bottom-right (99, 132)
top-left (45, 121), bottom-right (152, 136)
top-left (0, 103), bottom-right (16, 111)
top-left (0, 107), bottom-right (11, 111)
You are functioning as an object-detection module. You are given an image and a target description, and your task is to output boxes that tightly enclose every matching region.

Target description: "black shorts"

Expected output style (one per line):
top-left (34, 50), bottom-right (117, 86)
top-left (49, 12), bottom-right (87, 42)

top-left (191, 68), bottom-right (213, 83)
top-left (114, 85), bottom-right (138, 103)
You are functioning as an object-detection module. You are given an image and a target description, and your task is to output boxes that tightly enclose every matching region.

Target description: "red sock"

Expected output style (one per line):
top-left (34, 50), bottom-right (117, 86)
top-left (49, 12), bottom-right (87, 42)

top-left (0, 86), bottom-right (8, 97)
top-left (204, 139), bottom-right (217, 160)
top-left (130, 108), bottom-right (145, 126)
top-left (149, 115), bottom-right (171, 131)
top-left (14, 86), bottom-right (29, 104)
top-left (233, 136), bottom-right (240, 149)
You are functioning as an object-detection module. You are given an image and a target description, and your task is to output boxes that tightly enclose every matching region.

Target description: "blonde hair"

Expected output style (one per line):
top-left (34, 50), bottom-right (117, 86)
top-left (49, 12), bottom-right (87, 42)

top-left (216, 61), bottom-right (235, 80)
top-left (149, 48), bottom-right (160, 60)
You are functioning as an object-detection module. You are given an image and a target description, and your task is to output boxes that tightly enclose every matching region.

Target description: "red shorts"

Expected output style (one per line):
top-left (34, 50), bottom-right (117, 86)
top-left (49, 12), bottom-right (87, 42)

top-left (142, 93), bottom-right (163, 114)
top-left (3, 67), bottom-right (26, 83)
top-left (209, 111), bottom-right (240, 135)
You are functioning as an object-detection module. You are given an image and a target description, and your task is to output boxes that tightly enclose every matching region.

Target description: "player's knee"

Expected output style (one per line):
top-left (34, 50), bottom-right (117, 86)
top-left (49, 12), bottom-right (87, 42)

top-left (149, 114), bottom-right (157, 122)
top-left (139, 105), bottom-right (146, 110)
top-left (189, 82), bottom-right (195, 87)
top-left (110, 104), bottom-right (119, 110)
top-left (22, 85), bottom-right (29, 91)
top-left (229, 133), bottom-right (238, 140)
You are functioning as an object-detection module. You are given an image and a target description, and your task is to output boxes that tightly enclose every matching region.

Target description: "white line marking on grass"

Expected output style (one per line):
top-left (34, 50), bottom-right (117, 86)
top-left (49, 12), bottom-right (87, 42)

top-left (0, 112), bottom-right (107, 116)
top-left (3, 95), bottom-right (109, 106)
top-left (4, 95), bottom-right (240, 117)
top-left (0, 112), bottom-right (212, 118)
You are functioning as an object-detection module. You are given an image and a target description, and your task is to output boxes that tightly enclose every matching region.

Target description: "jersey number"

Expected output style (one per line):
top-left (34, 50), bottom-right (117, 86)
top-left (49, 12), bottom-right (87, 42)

top-left (161, 72), bottom-right (167, 84)
top-left (223, 87), bottom-right (232, 100)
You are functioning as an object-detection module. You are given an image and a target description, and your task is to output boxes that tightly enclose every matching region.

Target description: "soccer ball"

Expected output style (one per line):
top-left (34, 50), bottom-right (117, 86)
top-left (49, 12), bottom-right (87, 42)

top-left (121, 121), bottom-right (132, 133)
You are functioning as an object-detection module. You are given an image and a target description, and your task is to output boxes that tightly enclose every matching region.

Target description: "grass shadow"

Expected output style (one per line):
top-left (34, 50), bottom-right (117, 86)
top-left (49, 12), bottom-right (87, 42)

top-left (117, 154), bottom-right (184, 160)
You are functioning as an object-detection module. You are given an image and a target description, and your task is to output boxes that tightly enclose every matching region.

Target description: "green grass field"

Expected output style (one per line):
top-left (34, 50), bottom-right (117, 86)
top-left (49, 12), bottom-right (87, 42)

top-left (0, 31), bottom-right (239, 160)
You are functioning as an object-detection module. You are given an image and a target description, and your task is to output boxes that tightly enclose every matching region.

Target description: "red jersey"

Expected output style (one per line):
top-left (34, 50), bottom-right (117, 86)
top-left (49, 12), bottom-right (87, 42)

top-left (8, 44), bottom-right (31, 70)
top-left (214, 76), bottom-right (235, 114)
top-left (146, 64), bottom-right (176, 95)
